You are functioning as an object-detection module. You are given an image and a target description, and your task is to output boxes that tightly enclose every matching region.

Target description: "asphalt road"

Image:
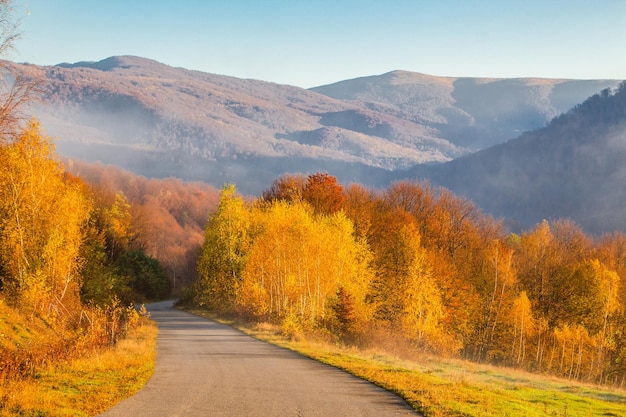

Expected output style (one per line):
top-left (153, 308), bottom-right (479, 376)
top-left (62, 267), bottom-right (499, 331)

top-left (98, 300), bottom-right (419, 417)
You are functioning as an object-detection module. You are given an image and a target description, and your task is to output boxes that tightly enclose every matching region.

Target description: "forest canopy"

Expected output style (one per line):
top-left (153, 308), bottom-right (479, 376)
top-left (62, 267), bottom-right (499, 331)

top-left (191, 173), bottom-right (626, 386)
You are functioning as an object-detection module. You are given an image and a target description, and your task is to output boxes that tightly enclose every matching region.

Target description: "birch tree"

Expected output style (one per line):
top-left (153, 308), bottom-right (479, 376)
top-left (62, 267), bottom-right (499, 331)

top-left (197, 184), bottom-right (250, 312)
top-left (0, 121), bottom-right (91, 313)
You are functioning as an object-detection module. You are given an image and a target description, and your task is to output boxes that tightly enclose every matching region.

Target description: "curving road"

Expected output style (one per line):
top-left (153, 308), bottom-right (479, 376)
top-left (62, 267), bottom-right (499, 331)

top-left (98, 300), bottom-right (419, 417)
top-left (101, 301), bottom-right (417, 417)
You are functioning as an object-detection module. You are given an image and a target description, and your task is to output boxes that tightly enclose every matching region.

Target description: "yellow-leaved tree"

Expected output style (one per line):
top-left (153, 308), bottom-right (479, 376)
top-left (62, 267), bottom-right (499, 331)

top-left (400, 224), bottom-right (448, 352)
top-left (236, 199), bottom-right (374, 339)
top-left (0, 121), bottom-right (91, 315)
top-left (509, 291), bottom-right (534, 365)
top-left (196, 184), bottom-right (250, 312)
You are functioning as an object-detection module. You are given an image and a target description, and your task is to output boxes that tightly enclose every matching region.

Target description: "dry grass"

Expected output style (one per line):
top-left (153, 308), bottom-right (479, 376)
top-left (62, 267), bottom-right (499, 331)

top-left (0, 321), bottom-right (157, 417)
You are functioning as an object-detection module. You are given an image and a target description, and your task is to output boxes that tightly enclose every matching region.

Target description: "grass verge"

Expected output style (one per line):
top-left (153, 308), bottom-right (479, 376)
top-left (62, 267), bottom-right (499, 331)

top-left (0, 321), bottom-right (157, 417)
top-left (183, 308), bottom-right (626, 417)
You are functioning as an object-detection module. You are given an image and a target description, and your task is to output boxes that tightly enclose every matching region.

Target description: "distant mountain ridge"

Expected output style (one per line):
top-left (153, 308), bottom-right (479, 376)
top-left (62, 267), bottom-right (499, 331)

top-left (312, 70), bottom-right (619, 150)
top-left (417, 83), bottom-right (626, 234)
top-left (4, 56), bottom-right (623, 216)
top-left (14, 56), bottom-right (461, 170)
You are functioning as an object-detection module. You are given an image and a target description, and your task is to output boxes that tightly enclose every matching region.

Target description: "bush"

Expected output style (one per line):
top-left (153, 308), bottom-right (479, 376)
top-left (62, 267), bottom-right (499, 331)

top-left (115, 251), bottom-right (169, 302)
top-left (280, 313), bottom-right (303, 341)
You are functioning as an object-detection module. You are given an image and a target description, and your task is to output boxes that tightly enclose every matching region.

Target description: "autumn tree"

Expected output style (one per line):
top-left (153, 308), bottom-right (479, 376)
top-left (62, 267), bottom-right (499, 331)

top-left (368, 204), bottom-right (452, 352)
top-left (399, 225), bottom-right (448, 352)
top-left (369, 207), bottom-right (416, 324)
top-left (471, 239), bottom-right (518, 362)
top-left (595, 232), bottom-right (626, 384)
top-left (0, 121), bottom-right (91, 314)
top-left (301, 172), bottom-right (345, 215)
top-left (515, 221), bottom-right (554, 320)
top-left (238, 199), bottom-right (374, 333)
top-left (79, 210), bottom-right (126, 306)
top-left (595, 232), bottom-right (626, 310)
top-left (196, 184), bottom-right (250, 312)
top-left (342, 183), bottom-right (376, 239)
top-left (383, 180), bottom-right (435, 235)
top-left (261, 173), bottom-right (306, 203)
top-left (509, 291), bottom-right (534, 365)
top-left (105, 192), bottom-right (135, 257)
top-left (380, 180), bottom-right (505, 357)
top-left (586, 259), bottom-right (621, 381)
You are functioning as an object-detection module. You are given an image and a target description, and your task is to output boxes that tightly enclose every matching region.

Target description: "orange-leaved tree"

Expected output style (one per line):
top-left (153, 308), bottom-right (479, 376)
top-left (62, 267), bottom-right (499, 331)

top-left (302, 172), bottom-right (345, 215)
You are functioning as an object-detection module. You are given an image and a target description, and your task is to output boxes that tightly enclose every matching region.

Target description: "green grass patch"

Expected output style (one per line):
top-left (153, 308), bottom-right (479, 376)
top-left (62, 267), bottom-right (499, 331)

top-left (295, 346), bottom-right (626, 416)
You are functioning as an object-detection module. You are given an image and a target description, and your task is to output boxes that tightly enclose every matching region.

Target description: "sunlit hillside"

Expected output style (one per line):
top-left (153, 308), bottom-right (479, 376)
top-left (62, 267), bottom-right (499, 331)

top-left (5, 57), bottom-right (619, 195)
top-left (312, 70), bottom-right (619, 150)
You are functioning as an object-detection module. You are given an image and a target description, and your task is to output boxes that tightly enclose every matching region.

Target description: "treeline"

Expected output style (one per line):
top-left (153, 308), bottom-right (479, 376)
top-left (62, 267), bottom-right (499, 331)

top-left (0, 122), bottom-right (172, 379)
top-left (66, 160), bottom-right (219, 292)
top-left (190, 173), bottom-right (626, 386)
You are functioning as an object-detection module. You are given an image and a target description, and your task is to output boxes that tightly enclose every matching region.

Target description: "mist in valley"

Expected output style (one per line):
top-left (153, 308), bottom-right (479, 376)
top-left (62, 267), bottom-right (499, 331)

top-left (8, 57), bottom-right (623, 234)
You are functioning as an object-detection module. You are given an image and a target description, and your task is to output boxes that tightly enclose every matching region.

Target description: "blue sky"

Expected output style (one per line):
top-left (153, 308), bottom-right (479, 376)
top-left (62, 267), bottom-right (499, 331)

top-left (12, 0), bottom-right (626, 88)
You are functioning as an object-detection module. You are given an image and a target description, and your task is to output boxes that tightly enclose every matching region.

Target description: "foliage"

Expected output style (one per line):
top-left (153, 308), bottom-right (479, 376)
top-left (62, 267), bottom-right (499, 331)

top-left (0, 121), bottom-right (90, 314)
top-left (196, 184), bottom-right (250, 312)
top-left (66, 159), bottom-right (219, 292)
top-left (192, 173), bottom-right (626, 387)
top-left (241, 200), bottom-right (372, 329)
top-left (115, 250), bottom-right (169, 302)
top-left (0, 122), bottom-right (163, 395)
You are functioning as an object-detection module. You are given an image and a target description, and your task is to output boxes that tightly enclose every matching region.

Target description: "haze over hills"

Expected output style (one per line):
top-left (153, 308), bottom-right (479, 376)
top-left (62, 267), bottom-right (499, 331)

top-left (5, 56), bottom-right (626, 233)
top-left (312, 71), bottom-right (620, 151)
top-left (6, 56), bottom-right (619, 195)
top-left (8, 56), bottom-right (460, 192)
top-left (416, 83), bottom-right (626, 234)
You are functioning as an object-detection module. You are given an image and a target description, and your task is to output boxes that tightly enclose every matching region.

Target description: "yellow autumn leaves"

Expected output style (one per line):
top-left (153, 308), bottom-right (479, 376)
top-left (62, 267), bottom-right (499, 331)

top-left (194, 178), bottom-right (626, 385)
top-left (0, 121), bottom-right (90, 314)
top-left (195, 183), bottom-right (448, 347)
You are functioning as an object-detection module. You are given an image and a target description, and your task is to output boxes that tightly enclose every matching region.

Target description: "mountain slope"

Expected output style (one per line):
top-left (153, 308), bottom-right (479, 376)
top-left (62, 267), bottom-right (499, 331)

top-left (416, 83), bottom-right (626, 234)
top-left (6, 57), bottom-right (459, 192)
top-left (5, 56), bottom-right (621, 196)
top-left (311, 71), bottom-right (619, 150)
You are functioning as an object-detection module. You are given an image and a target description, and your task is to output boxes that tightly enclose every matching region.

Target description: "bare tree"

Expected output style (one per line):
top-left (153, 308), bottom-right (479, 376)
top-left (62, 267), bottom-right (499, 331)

top-left (0, 0), bottom-right (40, 141)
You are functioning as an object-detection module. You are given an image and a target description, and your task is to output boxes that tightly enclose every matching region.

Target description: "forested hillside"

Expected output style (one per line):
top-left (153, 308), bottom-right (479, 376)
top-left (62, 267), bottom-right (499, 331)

top-left (5, 57), bottom-right (619, 194)
top-left (188, 174), bottom-right (626, 386)
top-left (0, 123), bottom-right (218, 405)
top-left (418, 82), bottom-right (626, 234)
top-left (5, 56), bottom-right (459, 194)
top-left (66, 160), bottom-right (219, 291)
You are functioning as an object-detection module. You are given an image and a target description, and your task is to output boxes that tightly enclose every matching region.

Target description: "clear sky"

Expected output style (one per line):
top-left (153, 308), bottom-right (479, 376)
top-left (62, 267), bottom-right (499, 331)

top-left (11, 0), bottom-right (626, 88)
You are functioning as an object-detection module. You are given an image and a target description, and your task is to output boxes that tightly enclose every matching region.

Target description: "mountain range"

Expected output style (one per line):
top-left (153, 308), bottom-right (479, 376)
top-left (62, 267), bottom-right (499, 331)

top-left (5, 56), bottom-right (624, 233)
top-left (416, 83), bottom-right (626, 234)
